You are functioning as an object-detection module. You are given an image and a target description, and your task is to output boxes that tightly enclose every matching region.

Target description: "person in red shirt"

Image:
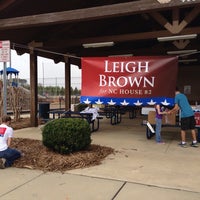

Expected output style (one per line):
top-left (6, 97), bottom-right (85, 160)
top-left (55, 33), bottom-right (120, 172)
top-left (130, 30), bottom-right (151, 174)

top-left (0, 115), bottom-right (21, 169)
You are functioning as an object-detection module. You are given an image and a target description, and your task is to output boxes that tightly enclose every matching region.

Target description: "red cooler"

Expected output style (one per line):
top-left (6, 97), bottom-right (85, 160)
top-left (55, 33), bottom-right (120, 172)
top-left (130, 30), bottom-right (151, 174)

top-left (194, 112), bottom-right (200, 127)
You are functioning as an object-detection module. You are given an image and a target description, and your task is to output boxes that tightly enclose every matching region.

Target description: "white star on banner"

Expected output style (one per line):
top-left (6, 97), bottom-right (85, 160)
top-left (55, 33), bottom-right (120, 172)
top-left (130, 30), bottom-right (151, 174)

top-left (83, 98), bottom-right (91, 104)
top-left (107, 99), bottom-right (116, 105)
top-left (161, 99), bottom-right (170, 106)
top-left (134, 100), bottom-right (143, 106)
top-left (120, 100), bottom-right (129, 106)
top-left (147, 99), bottom-right (156, 105)
top-left (95, 99), bottom-right (103, 104)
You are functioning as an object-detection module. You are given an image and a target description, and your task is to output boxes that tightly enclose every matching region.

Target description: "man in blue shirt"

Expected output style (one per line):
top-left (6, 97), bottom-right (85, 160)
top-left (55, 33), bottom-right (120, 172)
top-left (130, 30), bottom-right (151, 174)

top-left (169, 87), bottom-right (198, 147)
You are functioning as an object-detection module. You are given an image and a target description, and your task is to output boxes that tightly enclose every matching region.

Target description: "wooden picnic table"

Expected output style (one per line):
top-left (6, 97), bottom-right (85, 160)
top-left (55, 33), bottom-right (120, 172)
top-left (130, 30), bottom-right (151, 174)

top-left (99, 106), bottom-right (123, 125)
top-left (49, 109), bottom-right (103, 132)
top-left (63, 110), bottom-right (103, 132)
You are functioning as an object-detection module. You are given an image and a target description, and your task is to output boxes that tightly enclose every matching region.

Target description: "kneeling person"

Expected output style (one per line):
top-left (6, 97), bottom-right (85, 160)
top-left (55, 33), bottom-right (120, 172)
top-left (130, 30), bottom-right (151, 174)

top-left (0, 115), bottom-right (21, 169)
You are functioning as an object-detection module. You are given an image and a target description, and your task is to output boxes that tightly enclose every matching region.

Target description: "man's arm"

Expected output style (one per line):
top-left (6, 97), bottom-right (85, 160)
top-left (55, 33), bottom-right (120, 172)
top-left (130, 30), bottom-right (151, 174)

top-left (7, 137), bottom-right (12, 147)
top-left (168, 104), bottom-right (179, 114)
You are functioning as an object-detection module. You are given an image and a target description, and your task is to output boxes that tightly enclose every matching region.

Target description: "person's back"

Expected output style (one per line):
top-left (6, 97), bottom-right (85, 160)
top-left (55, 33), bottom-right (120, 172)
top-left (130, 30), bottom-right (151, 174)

top-left (175, 92), bottom-right (194, 118)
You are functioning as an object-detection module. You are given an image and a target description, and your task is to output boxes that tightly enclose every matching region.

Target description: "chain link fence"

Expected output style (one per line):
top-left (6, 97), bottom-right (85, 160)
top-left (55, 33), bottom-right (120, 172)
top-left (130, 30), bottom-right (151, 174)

top-left (19, 77), bottom-right (81, 89)
top-left (37, 77), bottom-right (81, 89)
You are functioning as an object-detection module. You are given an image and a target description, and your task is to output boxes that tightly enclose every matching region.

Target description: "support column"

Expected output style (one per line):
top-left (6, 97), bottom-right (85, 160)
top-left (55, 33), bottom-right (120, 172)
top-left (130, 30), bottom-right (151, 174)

top-left (3, 62), bottom-right (7, 115)
top-left (30, 51), bottom-right (38, 127)
top-left (65, 58), bottom-right (71, 110)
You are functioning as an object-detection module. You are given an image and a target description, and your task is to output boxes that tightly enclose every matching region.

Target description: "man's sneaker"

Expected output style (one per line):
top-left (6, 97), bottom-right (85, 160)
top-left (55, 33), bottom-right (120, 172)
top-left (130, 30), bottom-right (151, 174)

top-left (191, 142), bottom-right (198, 147)
top-left (0, 158), bottom-right (6, 169)
top-left (179, 142), bottom-right (187, 148)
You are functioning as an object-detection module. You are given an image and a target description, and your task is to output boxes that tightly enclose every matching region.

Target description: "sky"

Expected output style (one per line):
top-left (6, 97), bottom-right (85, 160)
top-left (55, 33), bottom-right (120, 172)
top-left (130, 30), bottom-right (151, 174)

top-left (0, 50), bottom-right (82, 88)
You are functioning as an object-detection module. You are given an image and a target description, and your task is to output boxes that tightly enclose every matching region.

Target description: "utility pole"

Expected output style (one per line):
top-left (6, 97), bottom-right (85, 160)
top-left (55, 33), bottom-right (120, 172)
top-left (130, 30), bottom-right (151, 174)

top-left (3, 62), bottom-right (7, 114)
top-left (1, 40), bottom-right (10, 115)
top-left (42, 62), bottom-right (44, 95)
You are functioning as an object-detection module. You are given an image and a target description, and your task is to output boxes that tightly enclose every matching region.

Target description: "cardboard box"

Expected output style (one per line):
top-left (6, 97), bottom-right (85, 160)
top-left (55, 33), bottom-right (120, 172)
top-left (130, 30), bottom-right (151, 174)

top-left (163, 113), bottom-right (176, 125)
top-left (148, 111), bottom-right (176, 125)
top-left (148, 111), bottom-right (156, 124)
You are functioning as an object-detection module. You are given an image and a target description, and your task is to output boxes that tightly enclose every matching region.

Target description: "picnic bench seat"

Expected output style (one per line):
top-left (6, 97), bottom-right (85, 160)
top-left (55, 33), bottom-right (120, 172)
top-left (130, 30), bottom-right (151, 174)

top-left (99, 106), bottom-right (124, 125)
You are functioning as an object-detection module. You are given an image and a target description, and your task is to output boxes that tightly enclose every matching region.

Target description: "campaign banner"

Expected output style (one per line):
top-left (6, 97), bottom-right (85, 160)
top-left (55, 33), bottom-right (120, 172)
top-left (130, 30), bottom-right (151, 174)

top-left (81, 56), bottom-right (178, 106)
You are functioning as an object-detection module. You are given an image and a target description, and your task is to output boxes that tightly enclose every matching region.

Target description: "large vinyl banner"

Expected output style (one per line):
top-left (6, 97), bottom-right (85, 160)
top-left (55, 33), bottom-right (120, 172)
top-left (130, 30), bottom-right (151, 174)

top-left (81, 56), bottom-right (178, 106)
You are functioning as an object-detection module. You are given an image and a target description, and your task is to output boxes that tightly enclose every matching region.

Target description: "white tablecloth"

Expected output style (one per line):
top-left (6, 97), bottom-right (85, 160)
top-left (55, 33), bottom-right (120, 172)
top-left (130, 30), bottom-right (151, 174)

top-left (141, 107), bottom-right (155, 115)
top-left (80, 107), bottom-right (99, 120)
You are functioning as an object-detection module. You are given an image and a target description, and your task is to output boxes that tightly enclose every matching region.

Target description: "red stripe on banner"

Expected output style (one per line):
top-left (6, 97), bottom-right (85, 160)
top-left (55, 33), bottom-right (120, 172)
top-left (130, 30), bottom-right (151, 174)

top-left (81, 56), bottom-right (178, 99)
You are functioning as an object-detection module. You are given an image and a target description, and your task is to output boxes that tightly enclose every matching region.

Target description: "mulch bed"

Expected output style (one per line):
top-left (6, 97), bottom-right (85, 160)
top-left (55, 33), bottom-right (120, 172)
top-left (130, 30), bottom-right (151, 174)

top-left (10, 118), bottom-right (115, 172)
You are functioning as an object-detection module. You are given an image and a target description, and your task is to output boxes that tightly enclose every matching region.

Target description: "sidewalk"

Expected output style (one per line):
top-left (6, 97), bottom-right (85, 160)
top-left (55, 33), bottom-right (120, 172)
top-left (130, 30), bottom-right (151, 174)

top-left (1, 115), bottom-right (200, 200)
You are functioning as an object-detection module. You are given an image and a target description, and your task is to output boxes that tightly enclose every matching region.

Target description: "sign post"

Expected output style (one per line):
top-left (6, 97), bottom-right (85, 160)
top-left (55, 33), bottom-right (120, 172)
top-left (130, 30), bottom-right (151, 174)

top-left (0, 40), bottom-right (11, 115)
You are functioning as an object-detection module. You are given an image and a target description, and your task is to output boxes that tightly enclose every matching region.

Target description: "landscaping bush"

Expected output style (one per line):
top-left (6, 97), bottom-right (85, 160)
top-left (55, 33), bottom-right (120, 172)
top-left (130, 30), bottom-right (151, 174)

top-left (42, 118), bottom-right (91, 154)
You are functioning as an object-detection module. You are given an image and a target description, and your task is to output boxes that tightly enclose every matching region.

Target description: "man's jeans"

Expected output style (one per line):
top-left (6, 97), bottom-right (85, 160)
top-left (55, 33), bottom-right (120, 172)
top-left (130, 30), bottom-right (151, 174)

top-left (0, 147), bottom-right (21, 167)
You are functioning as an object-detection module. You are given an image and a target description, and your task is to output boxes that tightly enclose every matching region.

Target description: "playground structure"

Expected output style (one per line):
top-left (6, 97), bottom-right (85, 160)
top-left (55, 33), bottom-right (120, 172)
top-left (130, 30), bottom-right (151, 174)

top-left (0, 66), bottom-right (19, 87)
top-left (0, 67), bottom-right (30, 121)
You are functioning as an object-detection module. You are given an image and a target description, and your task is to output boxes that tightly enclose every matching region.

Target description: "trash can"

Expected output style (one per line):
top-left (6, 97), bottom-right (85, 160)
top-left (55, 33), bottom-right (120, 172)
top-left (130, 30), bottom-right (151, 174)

top-left (39, 102), bottom-right (50, 119)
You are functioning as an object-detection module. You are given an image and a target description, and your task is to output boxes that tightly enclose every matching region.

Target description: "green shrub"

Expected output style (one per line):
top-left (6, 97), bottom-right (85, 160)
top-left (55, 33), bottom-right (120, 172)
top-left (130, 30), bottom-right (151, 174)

top-left (42, 118), bottom-right (91, 154)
